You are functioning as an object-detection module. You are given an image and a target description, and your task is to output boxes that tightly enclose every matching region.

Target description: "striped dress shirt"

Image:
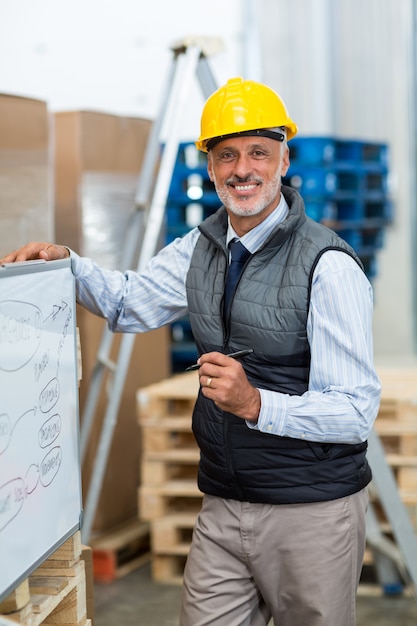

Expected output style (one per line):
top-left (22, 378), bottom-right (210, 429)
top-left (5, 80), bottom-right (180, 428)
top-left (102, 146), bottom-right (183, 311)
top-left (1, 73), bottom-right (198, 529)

top-left (71, 194), bottom-right (381, 445)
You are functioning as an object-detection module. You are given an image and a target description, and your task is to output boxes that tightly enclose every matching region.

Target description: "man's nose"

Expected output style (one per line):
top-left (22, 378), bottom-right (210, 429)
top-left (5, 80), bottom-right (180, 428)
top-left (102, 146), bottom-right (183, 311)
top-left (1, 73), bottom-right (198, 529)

top-left (232, 154), bottom-right (252, 179)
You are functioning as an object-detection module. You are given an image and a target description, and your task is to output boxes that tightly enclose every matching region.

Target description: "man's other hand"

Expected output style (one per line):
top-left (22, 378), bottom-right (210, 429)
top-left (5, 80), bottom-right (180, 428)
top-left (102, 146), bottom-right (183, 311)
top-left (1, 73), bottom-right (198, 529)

top-left (0, 242), bottom-right (70, 264)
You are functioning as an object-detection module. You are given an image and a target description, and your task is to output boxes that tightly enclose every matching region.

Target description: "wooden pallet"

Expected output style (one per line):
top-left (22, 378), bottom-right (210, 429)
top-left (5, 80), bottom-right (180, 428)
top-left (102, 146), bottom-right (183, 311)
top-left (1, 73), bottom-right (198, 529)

top-left (374, 367), bottom-right (417, 508)
top-left (139, 480), bottom-right (203, 521)
top-left (377, 367), bottom-right (417, 399)
top-left (0, 532), bottom-right (90, 626)
top-left (150, 513), bottom-right (198, 584)
top-left (141, 417), bottom-right (196, 456)
top-left (141, 448), bottom-right (199, 485)
top-left (136, 367), bottom-right (417, 587)
top-left (90, 520), bottom-right (151, 583)
top-left (136, 371), bottom-right (199, 423)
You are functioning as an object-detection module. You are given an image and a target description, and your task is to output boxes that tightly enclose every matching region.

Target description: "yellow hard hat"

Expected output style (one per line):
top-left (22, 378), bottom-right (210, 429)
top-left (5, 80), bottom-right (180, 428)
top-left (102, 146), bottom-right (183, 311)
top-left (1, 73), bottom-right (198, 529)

top-left (195, 77), bottom-right (298, 152)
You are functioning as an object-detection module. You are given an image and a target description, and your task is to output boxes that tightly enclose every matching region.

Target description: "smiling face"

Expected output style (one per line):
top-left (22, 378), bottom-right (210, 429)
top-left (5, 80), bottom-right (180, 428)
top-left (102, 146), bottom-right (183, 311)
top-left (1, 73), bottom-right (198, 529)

top-left (207, 135), bottom-right (290, 236)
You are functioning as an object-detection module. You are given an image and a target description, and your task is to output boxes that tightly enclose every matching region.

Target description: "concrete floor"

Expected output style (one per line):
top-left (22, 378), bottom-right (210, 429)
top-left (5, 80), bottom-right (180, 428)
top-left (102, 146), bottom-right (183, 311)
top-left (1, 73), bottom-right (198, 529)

top-left (93, 563), bottom-right (417, 625)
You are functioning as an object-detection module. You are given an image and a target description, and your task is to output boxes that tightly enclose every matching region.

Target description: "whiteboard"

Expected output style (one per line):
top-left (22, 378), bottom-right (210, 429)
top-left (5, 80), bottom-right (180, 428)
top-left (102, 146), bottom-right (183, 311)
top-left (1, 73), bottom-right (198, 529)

top-left (0, 259), bottom-right (82, 601)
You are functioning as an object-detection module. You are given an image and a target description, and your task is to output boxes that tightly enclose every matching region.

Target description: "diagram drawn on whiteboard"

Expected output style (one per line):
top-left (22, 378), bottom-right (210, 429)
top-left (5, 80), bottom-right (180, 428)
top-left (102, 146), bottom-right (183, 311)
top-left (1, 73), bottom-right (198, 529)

top-left (0, 259), bottom-right (82, 601)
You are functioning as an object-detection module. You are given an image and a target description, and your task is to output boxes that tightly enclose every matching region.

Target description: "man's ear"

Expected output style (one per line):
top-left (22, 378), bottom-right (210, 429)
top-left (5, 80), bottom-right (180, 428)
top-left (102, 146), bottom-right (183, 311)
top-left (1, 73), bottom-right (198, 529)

top-left (281, 146), bottom-right (290, 177)
top-left (207, 154), bottom-right (214, 182)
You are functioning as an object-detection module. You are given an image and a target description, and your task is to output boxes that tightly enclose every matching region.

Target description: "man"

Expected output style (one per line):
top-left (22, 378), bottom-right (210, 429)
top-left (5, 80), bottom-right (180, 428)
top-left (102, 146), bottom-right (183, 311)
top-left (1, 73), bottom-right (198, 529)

top-left (1, 77), bottom-right (381, 625)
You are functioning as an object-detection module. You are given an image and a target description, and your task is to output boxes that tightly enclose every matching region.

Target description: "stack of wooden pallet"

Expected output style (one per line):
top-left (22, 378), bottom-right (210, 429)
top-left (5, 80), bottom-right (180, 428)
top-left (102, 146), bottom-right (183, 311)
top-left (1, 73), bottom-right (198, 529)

top-left (137, 367), bottom-right (417, 586)
top-left (137, 371), bottom-right (201, 583)
top-left (0, 531), bottom-right (92, 626)
top-left (372, 367), bottom-right (417, 530)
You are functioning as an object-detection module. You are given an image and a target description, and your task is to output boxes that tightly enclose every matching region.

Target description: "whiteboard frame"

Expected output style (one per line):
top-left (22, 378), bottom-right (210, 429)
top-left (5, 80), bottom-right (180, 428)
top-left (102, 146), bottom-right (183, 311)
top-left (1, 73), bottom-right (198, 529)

top-left (0, 258), bottom-right (82, 602)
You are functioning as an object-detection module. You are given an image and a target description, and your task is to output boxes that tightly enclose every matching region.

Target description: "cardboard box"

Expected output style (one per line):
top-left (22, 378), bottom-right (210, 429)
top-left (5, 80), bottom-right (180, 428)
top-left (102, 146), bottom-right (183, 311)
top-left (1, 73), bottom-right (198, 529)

top-left (54, 110), bottom-right (170, 533)
top-left (0, 94), bottom-right (52, 256)
top-left (54, 110), bottom-right (152, 266)
top-left (78, 309), bottom-right (170, 531)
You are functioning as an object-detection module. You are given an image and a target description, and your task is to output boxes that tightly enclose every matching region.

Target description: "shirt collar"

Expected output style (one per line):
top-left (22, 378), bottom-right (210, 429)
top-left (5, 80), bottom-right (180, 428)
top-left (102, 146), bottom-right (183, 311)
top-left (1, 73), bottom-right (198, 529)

top-left (226, 192), bottom-right (289, 253)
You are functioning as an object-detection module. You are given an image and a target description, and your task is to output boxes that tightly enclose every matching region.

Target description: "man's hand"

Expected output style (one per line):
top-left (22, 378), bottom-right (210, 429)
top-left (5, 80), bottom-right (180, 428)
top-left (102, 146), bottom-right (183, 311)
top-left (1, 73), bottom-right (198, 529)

top-left (197, 351), bottom-right (260, 423)
top-left (0, 242), bottom-right (70, 264)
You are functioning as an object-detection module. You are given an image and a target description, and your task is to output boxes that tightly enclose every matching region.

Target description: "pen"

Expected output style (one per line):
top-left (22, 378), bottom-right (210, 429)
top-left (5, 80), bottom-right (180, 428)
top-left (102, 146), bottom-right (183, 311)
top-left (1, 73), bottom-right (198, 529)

top-left (185, 348), bottom-right (254, 371)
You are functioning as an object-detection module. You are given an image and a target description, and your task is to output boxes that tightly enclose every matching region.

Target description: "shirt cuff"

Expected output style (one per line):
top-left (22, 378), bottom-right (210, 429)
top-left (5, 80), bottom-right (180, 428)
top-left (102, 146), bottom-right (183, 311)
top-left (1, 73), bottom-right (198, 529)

top-left (68, 249), bottom-right (82, 275)
top-left (246, 388), bottom-right (287, 434)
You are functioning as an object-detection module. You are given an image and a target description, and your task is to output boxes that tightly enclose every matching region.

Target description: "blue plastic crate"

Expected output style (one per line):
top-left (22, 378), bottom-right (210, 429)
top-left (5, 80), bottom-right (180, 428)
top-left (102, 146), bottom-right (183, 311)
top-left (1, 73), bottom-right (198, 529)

top-left (285, 167), bottom-right (360, 196)
top-left (171, 345), bottom-right (199, 373)
top-left (335, 140), bottom-right (366, 163)
top-left (289, 137), bottom-right (335, 165)
top-left (166, 202), bottom-right (206, 228)
top-left (360, 254), bottom-right (378, 280)
top-left (166, 205), bottom-right (185, 223)
top-left (304, 200), bottom-right (337, 223)
top-left (165, 222), bottom-right (191, 244)
top-left (171, 316), bottom-right (194, 343)
top-left (338, 229), bottom-right (362, 251)
top-left (334, 140), bottom-right (388, 166)
top-left (362, 228), bottom-right (385, 250)
top-left (335, 199), bottom-right (364, 222)
top-left (362, 168), bottom-right (388, 194)
top-left (361, 142), bottom-right (388, 166)
top-left (174, 142), bottom-right (208, 167)
top-left (168, 165), bottom-right (214, 202)
top-left (364, 198), bottom-right (393, 221)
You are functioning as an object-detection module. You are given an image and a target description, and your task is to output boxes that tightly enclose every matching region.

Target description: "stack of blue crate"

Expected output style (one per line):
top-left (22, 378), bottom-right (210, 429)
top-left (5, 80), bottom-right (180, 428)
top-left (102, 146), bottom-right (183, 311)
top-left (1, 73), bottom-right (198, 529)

top-left (165, 143), bottom-right (217, 370)
top-left (165, 138), bottom-right (392, 370)
top-left (283, 136), bottom-right (392, 280)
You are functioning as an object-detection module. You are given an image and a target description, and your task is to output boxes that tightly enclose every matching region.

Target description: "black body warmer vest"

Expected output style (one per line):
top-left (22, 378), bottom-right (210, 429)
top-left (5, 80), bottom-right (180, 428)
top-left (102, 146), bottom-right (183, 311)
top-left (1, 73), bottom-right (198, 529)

top-left (185, 186), bottom-right (372, 504)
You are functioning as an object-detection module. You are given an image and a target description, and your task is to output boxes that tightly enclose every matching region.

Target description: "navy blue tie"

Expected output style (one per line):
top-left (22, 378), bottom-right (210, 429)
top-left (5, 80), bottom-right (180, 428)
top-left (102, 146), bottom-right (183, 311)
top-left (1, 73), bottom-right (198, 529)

top-left (224, 239), bottom-right (251, 319)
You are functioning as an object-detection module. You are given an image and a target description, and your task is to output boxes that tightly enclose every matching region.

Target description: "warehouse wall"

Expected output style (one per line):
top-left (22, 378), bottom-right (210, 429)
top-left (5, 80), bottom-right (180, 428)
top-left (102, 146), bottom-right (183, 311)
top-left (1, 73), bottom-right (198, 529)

top-left (1, 0), bottom-right (416, 360)
top-left (0, 0), bottom-right (243, 138)
top-left (258, 0), bottom-right (416, 360)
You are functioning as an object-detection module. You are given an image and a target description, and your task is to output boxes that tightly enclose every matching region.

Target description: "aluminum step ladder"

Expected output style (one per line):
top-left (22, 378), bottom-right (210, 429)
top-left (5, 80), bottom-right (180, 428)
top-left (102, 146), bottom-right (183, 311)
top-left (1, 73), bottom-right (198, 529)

top-left (79, 37), bottom-right (220, 543)
top-left (366, 429), bottom-right (417, 599)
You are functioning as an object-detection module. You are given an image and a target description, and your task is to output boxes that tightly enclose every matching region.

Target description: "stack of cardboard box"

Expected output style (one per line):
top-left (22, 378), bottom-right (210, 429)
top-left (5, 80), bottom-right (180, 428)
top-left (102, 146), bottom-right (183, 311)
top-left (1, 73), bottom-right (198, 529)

top-left (0, 98), bottom-right (171, 539)
top-left (54, 109), bottom-right (170, 535)
top-left (0, 94), bottom-right (52, 256)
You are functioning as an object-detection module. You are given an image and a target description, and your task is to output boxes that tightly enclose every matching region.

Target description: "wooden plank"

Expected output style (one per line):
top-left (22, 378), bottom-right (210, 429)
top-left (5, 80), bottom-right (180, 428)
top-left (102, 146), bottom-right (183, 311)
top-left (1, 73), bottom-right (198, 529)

top-left (151, 554), bottom-right (186, 585)
top-left (139, 482), bottom-right (203, 521)
top-left (141, 448), bottom-right (199, 485)
top-left (0, 580), bottom-right (30, 613)
top-left (151, 512), bottom-right (197, 553)
top-left (140, 415), bottom-right (193, 429)
top-left (142, 459), bottom-right (198, 485)
top-left (386, 454), bottom-right (417, 467)
top-left (137, 372), bottom-right (199, 422)
top-left (145, 448), bottom-right (199, 462)
top-left (30, 562), bottom-right (85, 620)
top-left (375, 421), bottom-right (417, 436)
top-left (90, 520), bottom-right (151, 583)
top-left (46, 532), bottom-right (82, 563)
top-left (141, 424), bottom-right (195, 453)
top-left (0, 561), bottom-right (86, 626)
top-left (41, 575), bottom-right (86, 624)
top-left (0, 616), bottom-right (20, 625)
top-left (91, 520), bottom-right (149, 551)
top-left (29, 577), bottom-right (68, 596)
top-left (377, 367), bottom-right (417, 403)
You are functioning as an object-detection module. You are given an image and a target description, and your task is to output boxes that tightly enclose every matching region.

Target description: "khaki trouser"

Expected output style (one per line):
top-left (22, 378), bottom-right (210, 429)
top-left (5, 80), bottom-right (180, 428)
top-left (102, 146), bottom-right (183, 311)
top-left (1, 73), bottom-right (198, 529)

top-left (180, 489), bottom-right (368, 626)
